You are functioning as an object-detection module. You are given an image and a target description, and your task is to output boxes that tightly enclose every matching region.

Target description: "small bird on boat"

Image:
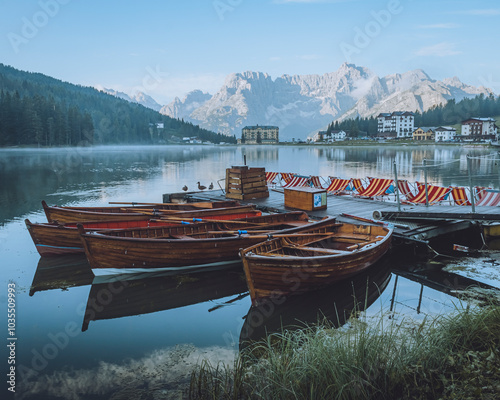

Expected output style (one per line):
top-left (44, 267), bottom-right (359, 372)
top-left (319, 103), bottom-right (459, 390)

top-left (208, 182), bottom-right (214, 190)
top-left (182, 185), bottom-right (188, 191)
top-left (197, 182), bottom-right (206, 190)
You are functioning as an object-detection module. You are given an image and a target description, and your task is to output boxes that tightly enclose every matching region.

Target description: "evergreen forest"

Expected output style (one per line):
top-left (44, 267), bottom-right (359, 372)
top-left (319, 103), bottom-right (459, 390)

top-left (0, 63), bottom-right (236, 147)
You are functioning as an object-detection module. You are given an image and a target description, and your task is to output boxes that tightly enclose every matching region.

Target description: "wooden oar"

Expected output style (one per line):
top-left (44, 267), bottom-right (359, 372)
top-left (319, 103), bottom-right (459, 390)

top-left (158, 216), bottom-right (267, 225)
top-left (112, 202), bottom-right (220, 209)
top-left (208, 231), bottom-right (335, 238)
top-left (346, 238), bottom-right (383, 250)
top-left (208, 293), bottom-right (249, 312)
top-left (110, 201), bottom-right (178, 206)
top-left (120, 208), bottom-right (184, 215)
top-left (208, 230), bottom-right (280, 234)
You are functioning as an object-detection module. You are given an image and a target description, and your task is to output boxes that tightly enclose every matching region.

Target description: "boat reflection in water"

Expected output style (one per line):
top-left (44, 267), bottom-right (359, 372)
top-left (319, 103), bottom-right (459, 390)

top-left (240, 258), bottom-right (393, 348)
top-left (29, 255), bottom-right (94, 296)
top-left (81, 265), bottom-right (248, 332)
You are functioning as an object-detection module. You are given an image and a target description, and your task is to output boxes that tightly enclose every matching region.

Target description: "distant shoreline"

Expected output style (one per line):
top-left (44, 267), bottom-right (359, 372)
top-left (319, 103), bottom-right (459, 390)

top-left (0, 141), bottom-right (494, 150)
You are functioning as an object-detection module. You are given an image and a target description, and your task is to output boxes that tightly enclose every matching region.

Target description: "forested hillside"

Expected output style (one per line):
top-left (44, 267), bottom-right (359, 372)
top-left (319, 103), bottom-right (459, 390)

top-left (0, 64), bottom-right (235, 146)
top-left (326, 93), bottom-right (500, 137)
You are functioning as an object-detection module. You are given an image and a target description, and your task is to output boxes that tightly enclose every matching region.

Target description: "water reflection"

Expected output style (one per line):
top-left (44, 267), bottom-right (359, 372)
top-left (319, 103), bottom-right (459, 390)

top-left (2, 145), bottom-right (499, 226)
top-left (29, 255), bottom-right (94, 296)
top-left (82, 266), bottom-right (248, 332)
top-left (0, 145), bottom-right (238, 225)
top-left (239, 258), bottom-right (393, 347)
top-left (392, 262), bottom-right (499, 304)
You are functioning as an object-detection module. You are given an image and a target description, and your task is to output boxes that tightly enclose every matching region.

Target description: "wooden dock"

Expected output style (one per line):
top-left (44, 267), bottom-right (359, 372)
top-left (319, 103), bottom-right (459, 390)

top-left (163, 186), bottom-right (500, 252)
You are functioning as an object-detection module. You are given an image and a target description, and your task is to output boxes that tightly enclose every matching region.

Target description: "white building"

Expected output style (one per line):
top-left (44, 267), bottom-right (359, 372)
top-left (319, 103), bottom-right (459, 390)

top-left (330, 130), bottom-right (347, 141)
top-left (312, 130), bottom-right (347, 142)
top-left (377, 112), bottom-right (415, 138)
top-left (461, 118), bottom-right (498, 141)
top-left (435, 126), bottom-right (456, 142)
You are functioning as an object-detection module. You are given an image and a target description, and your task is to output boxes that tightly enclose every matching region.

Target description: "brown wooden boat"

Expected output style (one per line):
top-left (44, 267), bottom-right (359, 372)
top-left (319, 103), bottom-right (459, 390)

top-left (240, 219), bottom-right (393, 305)
top-left (26, 207), bottom-right (261, 256)
top-left (42, 199), bottom-right (248, 223)
top-left (78, 211), bottom-right (312, 275)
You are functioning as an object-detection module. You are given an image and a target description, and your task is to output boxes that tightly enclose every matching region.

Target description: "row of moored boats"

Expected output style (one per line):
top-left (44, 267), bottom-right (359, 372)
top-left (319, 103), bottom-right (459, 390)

top-left (26, 200), bottom-right (393, 304)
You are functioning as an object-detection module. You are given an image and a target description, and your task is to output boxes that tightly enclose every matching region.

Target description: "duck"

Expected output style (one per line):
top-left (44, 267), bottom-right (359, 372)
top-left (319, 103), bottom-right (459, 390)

top-left (208, 182), bottom-right (214, 190)
top-left (182, 185), bottom-right (188, 191)
top-left (197, 182), bottom-right (207, 191)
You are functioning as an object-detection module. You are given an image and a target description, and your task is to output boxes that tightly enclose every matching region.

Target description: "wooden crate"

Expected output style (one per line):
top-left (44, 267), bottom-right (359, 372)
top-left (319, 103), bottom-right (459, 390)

top-left (284, 187), bottom-right (327, 211)
top-left (225, 166), bottom-right (269, 200)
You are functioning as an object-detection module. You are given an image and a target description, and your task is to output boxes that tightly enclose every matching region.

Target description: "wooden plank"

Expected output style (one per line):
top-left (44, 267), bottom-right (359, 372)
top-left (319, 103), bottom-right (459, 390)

top-left (228, 179), bottom-right (266, 190)
top-left (228, 172), bottom-right (265, 181)
top-left (241, 186), bottom-right (269, 195)
top-left (227, 191), bottom-right (270, 200)
top-left (233, 170), bottom-right (266, 179)
top-left (242, 178), bottom-right (267, 187)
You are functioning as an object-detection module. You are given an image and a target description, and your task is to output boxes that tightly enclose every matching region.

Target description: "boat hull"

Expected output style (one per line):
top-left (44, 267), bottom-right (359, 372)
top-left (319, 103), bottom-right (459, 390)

top-left (79, 212), bottom-right (311, 273)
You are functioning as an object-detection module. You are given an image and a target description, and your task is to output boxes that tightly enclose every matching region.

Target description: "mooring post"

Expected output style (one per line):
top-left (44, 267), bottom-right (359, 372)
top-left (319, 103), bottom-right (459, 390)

top-left (423, 159), bottom-right (429, 207)
top-left (467, 154), bottom-right (475, 213)
top-left (393, 160), bottom-right (401, 212)
top-left (243, 154), bottom-right (247, 166)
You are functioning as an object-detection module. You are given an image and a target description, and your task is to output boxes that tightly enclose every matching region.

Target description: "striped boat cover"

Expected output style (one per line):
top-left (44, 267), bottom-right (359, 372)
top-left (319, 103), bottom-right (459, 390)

top-left (265, 172), bottom-right (279, 184)
top-left (475, 189), bottom-right (500, 206)
top-left (475, 187), bottom-right (489, 202)
top-left (326, 178), bottom-right (351, 194)
top-left (406, 184), bottom-right (451, 205)
top-left (351, 178), bottom-right (367, 194)
top-left (450, 187), bottom-right (471, 206)
top-left (397, 180), bottom-right (416, 198)
top-left (309, 176), bottom-right (324, 189)
top-left (280, 173), bottom-right (294, 185)
top-left (355, 178), bottom-right (394, 198)
top-left (283, 176), bottom-right (310, 188)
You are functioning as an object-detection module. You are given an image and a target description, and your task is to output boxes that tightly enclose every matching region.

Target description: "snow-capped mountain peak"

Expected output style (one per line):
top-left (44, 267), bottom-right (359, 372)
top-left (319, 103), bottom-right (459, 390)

top-left (128, 63), bottom-right (491, 140)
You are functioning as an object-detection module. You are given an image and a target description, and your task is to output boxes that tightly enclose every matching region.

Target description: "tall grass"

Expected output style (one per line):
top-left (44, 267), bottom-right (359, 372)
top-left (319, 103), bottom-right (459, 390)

top-left (189, 303), bottom-right (500, 399)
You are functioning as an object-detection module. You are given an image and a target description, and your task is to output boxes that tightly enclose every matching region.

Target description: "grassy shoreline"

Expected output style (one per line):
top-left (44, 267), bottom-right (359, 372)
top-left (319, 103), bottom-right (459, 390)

top-left (190, 301), bottom-right (500, 399)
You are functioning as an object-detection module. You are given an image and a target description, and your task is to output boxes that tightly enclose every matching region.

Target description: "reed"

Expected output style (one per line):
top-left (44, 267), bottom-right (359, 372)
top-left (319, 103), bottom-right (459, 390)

top-left (189, 301), bottom-right (500, 399)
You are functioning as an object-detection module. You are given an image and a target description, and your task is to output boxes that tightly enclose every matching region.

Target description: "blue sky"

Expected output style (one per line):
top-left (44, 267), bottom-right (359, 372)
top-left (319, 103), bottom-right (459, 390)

top-left (1, 0), bottom-right (499, 104)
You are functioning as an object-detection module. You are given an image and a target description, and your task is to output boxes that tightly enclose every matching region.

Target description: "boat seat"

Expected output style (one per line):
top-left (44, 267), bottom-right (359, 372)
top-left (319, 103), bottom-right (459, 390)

top-left (170, 235), bottom-right (196, 240)
top-left (283, 245), bottom-right (351, 254)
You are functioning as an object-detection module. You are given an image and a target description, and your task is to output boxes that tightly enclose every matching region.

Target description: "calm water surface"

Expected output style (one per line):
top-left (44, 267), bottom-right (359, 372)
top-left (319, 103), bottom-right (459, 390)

top-left (1, 145), bottom-right (499, 398)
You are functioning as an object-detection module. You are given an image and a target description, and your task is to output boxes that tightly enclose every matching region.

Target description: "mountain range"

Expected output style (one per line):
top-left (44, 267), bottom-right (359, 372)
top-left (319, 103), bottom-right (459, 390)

top-left (94, 85), bottom-right (163, 112)
top-left (107, 63), bottom-right (494, 140)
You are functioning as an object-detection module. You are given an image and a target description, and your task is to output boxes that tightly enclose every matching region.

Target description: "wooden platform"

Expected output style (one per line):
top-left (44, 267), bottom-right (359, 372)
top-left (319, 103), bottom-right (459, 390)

top-left (165, 188), bottom-right (500, 219)
top-left (163, 187), bottom-right (500, 248)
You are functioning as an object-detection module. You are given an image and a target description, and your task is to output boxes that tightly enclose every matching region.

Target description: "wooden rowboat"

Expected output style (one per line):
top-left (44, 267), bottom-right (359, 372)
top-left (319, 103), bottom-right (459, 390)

top-left (41, 199), bottom-right (247, 223)
top-left (240, 219), bottom-right (393, 305)
top-left (78, 211), bottom-right (312, 275)
top-left (26, 209), bottom-right (261, 256)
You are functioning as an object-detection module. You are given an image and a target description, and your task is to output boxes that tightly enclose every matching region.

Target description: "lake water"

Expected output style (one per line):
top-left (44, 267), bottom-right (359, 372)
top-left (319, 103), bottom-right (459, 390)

top-left (1, 145), bottom-right (500, 399)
